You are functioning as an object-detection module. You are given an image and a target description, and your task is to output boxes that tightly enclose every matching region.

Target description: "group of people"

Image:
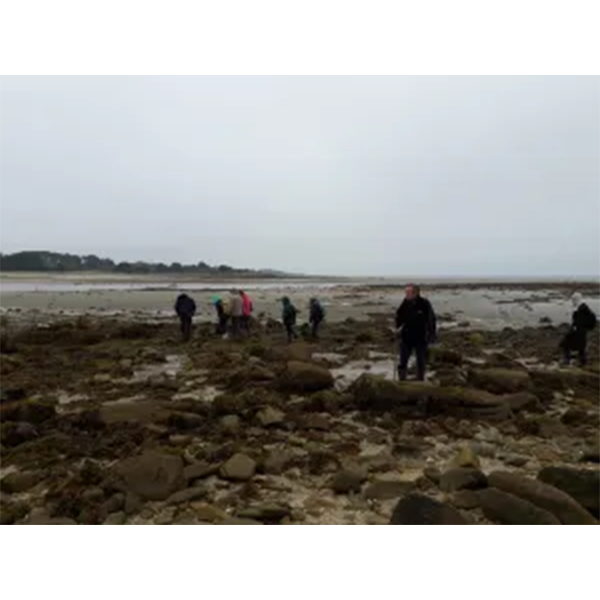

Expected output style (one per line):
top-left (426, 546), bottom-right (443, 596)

top-left (174, 290), bottom-right (326, 343)
top-left (175, 283), bottom-right (596, 381)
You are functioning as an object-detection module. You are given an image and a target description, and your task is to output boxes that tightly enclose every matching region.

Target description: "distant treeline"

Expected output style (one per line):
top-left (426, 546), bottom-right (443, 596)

top-left (0, 251), bottom-right (287, 277)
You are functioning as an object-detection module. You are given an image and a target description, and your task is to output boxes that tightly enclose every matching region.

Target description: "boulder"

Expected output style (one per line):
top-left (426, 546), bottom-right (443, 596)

top-left (350, 374), bottom-right (508, 418)
top-left (468, 368), bottom-right (531, 395)
top-left (330, 468), bottom-right (367, 494)
top-left (220, 414), bottom-right (241, 433)
top-left (581, 442), bottom-right (600, 464)
top-left (212, 393), bottom-right (247, 415)
top-left (537, 467), bottom-right (600, 517)
top-left (236, 503), bottom-right (291, 523)
top-left (478, 488), bottom-right (560, 525)
top-left (301, 413), bottom-right (331, 431)
top-left (488, 471), bottom-right (596, 525)
top-left (0, 471), bottom-right (42, 494)
top-left (0, 500), bottom-right (30, 525)
top-left (219, 453), bottom-right (257, 481)
top-left (1, 399), bottom-right (56, 424)
top-left (449, 445), bottom-right (481, 470)
top-left (449, 490), bottom-right (481, 510)
top-left (166, 486), bottom-right (208, 505)
top-left (439, 468), bottom-right (488, 493)
top-left (423, 467), bottom-right (442, 485)
top-left (504, 392), bottom-right (542, 413)
top-left (124, 492), bottom-right (144, 515)
top-left (363, 480), bottom-right (416, 501)
top-left (255, 407), bottom-right (286, 427)
top-left (183, 461), bottom-right (220, 481)
top-left (278, 361), bottom-right (334, 393)
top-left (262, 450), bottom-right (295, 475)
top-left (1, 422), bottom-right (39, 447)
top-left (390, 493), bottom-right (469, 525)
top-left (103, 511), bottom-right (126, 525)
top-left (429, 347), bottom-right (463, 366)
top-left (530, 369), bottom-right (600, 394)
top-left (112, 452), bottom-right (185, 501)
top-left (560, 408), bottom-right (591, 426)
top-left (190, 502), bottom-right (228, 523)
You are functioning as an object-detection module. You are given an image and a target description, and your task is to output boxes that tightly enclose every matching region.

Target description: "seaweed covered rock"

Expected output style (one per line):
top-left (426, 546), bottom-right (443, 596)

top-left (468, 368), bottom-right (532, 395)
top-left (478, 488), bottom-right (560, 525)
top-left (1, 398), bottom-right (56, 424)
top-left (278, 361), bottom-right (334, 393)
top-left (111, 452), bottom-right (185, 501)
top-left (488, 471), bottom-right (596, 525)
top-left (390, 493), bottom-right (469, 525)
top-left (350, 374), bottom-right (509, 418)
top-left (537, 467), bottom-right (600, 518)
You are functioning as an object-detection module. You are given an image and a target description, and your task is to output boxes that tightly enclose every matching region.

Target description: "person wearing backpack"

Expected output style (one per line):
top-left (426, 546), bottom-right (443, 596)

top-left (281, 296), bottom-right (298, 343)
top-left (560, 292), bottom-right (597, 367)
top-left (309, 297), bottom-right (325, 339)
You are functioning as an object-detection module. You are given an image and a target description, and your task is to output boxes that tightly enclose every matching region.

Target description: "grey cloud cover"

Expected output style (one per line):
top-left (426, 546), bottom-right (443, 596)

top-left (0, 76), bottom-right (598, 276)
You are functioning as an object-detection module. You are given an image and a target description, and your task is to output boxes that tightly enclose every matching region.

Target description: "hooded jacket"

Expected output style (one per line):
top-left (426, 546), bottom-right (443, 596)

top-left (309, 299), bottom-right (324, 324)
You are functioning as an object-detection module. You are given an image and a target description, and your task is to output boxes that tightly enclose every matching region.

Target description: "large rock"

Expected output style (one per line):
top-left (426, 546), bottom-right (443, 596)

top-left (350, 374), bottom-right (508, 418)
top-left (364, 480), bottom-right (416, 501)
top-left (0, 470), bottom-right (42, 494)
top-left (468, 368), bottom-right (532, 394)
top-left (255, 407), bottom-right (286, 427)
top-left (219, 453), bottom-right (257, 481)
top-left (488, 471), bottom-right (596, 525)
top-left (429, 347), bottom-right (463, 366)
top-left (390, 493), bottom-right (469, 525)
top-left (504, 392), bottom-right (542, 413)
top-left (112, 452), bottom-right (185, 501)
top-left (278, 361), bottom-right (334, 393)
top-left (330, 468), bottom-right (367, 494)
top-left (530, 369), bottom-right (600, 395)
top-left (449, 445), bottom-right (481, 470)
top-left (478, 488), bottom-right (561, 525)
top-left (1, 399), bottom-right (56, 424)
top-left (236, 503), bottom-right (291, 523)
top-left (537, 467), bottom-right (600, 518)
top-left (439, 468), bottom-right (487, 493)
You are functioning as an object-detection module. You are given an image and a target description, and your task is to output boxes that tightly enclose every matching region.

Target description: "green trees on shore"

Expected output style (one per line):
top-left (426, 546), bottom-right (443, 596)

top-left (0, 251), bottom-right (282, 277)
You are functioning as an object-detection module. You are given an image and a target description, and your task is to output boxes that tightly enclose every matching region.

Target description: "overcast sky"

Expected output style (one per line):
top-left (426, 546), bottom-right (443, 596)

top-left (0, 76), bottom-right (598, 277)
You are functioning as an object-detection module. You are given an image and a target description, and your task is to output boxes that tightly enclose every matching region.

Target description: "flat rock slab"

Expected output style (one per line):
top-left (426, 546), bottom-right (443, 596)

top-left (220, 453), bottom-right (257, 481)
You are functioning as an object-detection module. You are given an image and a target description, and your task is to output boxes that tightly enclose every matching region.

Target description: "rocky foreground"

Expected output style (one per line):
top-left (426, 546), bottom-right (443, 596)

top-left (1, 314), bottom-right (598, 525)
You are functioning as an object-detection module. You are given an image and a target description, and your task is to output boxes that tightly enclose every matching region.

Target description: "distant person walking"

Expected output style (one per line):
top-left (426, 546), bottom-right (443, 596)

top-left (560, 292), bottom-right (597, 367)
top-left (229, 289), bottom-right (244, 339)
top-left (174, 293), bottom-right (196, 342)
top-left (281, 296), bottom-right (298, 343)
top-left (240, 290), bottom-right (253, 335)
top-left (212, 296), bottom-right (229, 336)
top-left (309, 297), bottom-right (325, 339)
top-left (394, 284), bottom-right (437, 381)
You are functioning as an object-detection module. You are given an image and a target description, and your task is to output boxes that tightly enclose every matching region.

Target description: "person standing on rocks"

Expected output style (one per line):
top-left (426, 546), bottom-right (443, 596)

top-left (174, 293), bottom-right (197, 342)
top-left (394, 284), bottom-right (437, 381)
top-left (560, 292), bottom-right (597, 367)
top-left (239, 289), bottom-right (253, 336)
top-left (309, 297), bottom-right (325, 339)
top-left (212, 296), bottom-right (229, 336)
top-left (281, 296), bottom-right (298, 343)
top-left (229, 289), bottom-right (244, 339)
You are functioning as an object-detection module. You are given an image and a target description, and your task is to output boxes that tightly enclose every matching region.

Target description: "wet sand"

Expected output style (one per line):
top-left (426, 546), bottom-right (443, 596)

top-left (1, 275), bottom-right (599, 331)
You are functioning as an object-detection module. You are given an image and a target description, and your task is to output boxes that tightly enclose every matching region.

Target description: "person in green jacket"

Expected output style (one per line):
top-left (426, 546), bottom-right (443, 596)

top-left (281, 296), bottom-right (298, 343)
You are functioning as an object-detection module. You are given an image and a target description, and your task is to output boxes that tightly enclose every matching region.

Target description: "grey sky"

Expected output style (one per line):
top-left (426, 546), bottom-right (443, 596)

top-left (0, 76), bottom-right (598, 277)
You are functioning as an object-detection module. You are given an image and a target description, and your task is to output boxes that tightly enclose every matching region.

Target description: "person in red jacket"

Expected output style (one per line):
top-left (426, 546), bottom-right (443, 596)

top-left (239, 289), bottom-right (253, 336)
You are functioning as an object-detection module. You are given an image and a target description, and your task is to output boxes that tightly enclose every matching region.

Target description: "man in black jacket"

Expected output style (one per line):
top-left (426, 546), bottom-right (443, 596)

top-left (174, 293), bottom-right (197, 342)
top-left (560, 292), bottom-right (597, 366)
top-left (395, 284), bottom-right (437, 381)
